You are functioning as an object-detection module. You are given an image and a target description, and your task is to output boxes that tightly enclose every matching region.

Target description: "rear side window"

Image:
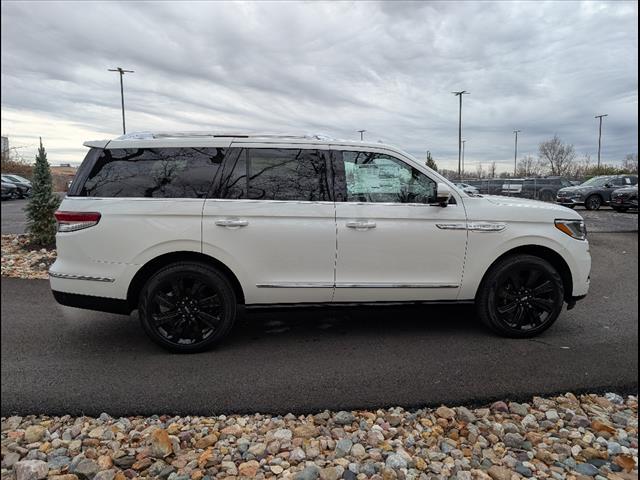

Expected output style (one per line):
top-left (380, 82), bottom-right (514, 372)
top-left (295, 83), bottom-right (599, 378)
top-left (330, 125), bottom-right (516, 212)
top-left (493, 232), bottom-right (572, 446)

top-left (71, 147), bottom-right (225, 198)
top-left (212, 148), bottom-right (334, 201)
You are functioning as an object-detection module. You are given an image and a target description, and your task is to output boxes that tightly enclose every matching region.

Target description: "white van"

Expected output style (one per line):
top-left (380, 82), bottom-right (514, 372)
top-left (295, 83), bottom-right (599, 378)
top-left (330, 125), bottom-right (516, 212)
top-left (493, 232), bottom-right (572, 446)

top-left (50, 132), bottom-right (591, 352)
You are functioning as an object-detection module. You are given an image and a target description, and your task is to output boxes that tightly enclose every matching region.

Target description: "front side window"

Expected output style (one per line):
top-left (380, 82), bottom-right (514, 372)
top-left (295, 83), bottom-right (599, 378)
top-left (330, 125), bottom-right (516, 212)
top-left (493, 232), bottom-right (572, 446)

top-left (74, 147), bottom-right (225, 198)
top-left (339, 151), bottom-right (437, 204)
top-left (212, 148), bottom-right (333, 201)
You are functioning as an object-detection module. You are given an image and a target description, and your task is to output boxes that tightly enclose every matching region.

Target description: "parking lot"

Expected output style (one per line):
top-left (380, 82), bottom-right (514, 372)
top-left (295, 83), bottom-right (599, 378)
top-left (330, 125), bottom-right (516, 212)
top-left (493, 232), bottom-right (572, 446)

top-left (1, 196), bottom-right (637, 235)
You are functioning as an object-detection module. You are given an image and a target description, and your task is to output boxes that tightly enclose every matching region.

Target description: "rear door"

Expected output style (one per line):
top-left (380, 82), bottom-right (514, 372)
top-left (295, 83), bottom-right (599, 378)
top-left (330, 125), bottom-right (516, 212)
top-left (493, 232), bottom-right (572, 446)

top-left (202, 145), bottom-right (336, 305)
top-left (331, 147), bottom-right (468, 302)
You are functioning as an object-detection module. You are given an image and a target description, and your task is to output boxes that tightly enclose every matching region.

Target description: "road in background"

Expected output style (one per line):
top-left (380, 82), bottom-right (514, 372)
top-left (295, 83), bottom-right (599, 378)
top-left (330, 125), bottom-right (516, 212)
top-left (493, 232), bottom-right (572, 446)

top-left (1, 233), bottom-right (637, 416)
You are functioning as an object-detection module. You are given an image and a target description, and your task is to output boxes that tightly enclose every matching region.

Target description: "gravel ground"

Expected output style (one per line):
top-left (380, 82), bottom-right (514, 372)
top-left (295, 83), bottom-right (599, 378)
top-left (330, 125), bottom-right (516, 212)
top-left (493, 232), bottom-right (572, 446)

top-left (1, 393), bottom-right (637, 480)
top-left (1, 235), bottom-right (55, 280)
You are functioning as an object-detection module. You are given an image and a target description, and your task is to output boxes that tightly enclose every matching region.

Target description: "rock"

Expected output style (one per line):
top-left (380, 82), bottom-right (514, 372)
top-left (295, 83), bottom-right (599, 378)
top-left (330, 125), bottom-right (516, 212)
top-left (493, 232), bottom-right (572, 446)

top-left (613, 455), bottom-right (636, 472)
top-left (456, 406), bottom-right (477, 423)
top-left (294, 424), bottom-right (318, 438)
top-left (570, 415), bottom-right (591, 428)
top-left (289, 447), bottom-right (306, 462)
top-left (15, 460), bottom-right (49, 480)
top-left (351, 443), bottom-right (366, 458)
top-left (24, 425), bottom-right (47, 443)
top-left (49, 476), bottom-right (80, 480)
top-left (2, 451), bottom-right (21, 468)
top-left (436, 406), bottom-right (456, 419)
top-left (509, 403), bottom-right (529, 416)
top-left (574, 463), bottom-right (600, 476)
top-left (220, 424), bottom-right (242, 437)
top-left (607, 441), bottom-right (622, 455)
top-left (150, 429), bottom-right (173, 458)
top-left (591, 420), bottom-right (616, 435)
top-left (319, 466), bottom-right (341, 480)
top-left (295, 465), bottom-right (320, 480)
top-left (238, 460), bottom-right (260, 477)
top-left (94, 471), bottom-right (116, 480)
top-left (385, 453), bottom-right (408, 470)
top-left (334, 411), bottom-right (355, 425)
top-left (487, 465), bottom-right (512, 480)
top-left (522, 414), bottom-right (539, 429)
top-left (515, 463), bottom-right (533, 477)
top-left (491, 401), bottom-right (509, 413)
top-left (604, 393), bottom-right (624, 404)
top-left (247, 442), bottom-right (267, 458)
top-left (546, 410), bottom-right (560, 421)
top-left (335, 438), bottom-right (353, 457)
top-left (273, 428), bottom-right (293, 442)
top-left (270, 465), bottom-right (284, 475)
top-left (74, 459), bottom-right (100, 479)
top-left (194, 433), bottom-right (218, 449)
top-left (504, 432), bottom-right (525, 448)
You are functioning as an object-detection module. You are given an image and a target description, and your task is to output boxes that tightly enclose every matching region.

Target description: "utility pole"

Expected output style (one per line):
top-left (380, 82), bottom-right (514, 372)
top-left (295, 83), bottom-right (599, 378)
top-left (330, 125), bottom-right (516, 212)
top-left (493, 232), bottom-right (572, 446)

top-left (452, 91), bottom-right (469, 181)
top-left (357, 130), bottom-right (366, 141)
top-left (513, 129), bottom-right (521, 176)
top-left (462, 139), bottom-right (466, 178)
top-left (595, 114), bottom-right (608, 170)
top-left (108, 67), bottom-right (135, 134)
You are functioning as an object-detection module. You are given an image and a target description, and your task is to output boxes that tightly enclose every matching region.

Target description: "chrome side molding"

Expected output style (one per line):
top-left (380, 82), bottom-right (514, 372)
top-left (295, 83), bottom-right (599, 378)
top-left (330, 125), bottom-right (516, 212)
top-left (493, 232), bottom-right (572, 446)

top-left (49, 272), bottom-right (115, 283)
top-left (436, 222), bottom-right (506, 232)
top-left (257, 282), bottom-right (458, 289)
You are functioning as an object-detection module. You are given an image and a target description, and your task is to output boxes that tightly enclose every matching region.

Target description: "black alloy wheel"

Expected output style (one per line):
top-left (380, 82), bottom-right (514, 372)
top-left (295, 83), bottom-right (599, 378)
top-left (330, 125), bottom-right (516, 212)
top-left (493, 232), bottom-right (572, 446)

top-left (477, 254), bottom-right (564, 337)
top-left (139, 262), bottom-right (237, 352)
top-left (585, 195), bottom-right (602, 210)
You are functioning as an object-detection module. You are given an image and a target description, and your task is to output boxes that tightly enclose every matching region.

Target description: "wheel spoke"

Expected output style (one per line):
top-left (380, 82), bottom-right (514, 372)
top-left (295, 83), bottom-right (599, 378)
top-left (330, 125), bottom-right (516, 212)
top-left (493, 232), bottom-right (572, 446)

top-left (197, 311), bottom-right (220, 329)
top-left (526, 269), bottom-right (542, 288)
top-left (498, 301), bottom-right (518, 315)
top-left (533, 280), bottom-right (554, 296)
top-left (156, 293), bottom-right (176, 310)
top-left (512, 304), bottom-right (526, 325)
top-left (153, 310), bottom-right (181, 326)
top-left (171, 277), bottom-right (185, 298)
top-left (190, 279), bottom-right (205, 296)
top-left (530, 297), bottom-right (555, 313)
top-left (198, 294), bottom-right (220, 310)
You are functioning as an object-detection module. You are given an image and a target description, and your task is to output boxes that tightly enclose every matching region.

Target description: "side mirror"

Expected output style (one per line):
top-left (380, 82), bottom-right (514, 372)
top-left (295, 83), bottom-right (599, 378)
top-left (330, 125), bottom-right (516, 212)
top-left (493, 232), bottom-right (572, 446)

top-left (436, 183), bottom-right (452, 207)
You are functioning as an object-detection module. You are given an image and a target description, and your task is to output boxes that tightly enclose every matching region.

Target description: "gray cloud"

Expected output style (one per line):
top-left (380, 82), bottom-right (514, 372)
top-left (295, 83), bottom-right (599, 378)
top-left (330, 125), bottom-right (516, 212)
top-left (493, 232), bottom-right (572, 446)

top-left (1, 0), bottom-right (637, 170)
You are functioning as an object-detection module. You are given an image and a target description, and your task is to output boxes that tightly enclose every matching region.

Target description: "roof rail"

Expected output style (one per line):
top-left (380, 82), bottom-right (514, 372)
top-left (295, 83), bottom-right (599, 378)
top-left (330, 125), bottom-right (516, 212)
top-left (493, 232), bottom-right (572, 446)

top-left (114, 131), bottom-right (336, 141)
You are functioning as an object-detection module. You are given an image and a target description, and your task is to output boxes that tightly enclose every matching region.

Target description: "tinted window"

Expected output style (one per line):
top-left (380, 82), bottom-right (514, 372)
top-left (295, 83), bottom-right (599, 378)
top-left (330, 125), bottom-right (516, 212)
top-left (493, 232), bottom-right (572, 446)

top-left (212, 148), bottom-right (333, 201)
top-left (338, 151), bottom-right (437, 204)
top-left (74, 147), bottom-right (224, 198)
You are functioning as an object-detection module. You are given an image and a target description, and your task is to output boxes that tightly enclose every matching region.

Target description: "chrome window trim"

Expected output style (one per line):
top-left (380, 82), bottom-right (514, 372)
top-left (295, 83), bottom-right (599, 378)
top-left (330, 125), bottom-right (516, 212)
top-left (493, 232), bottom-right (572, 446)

top-left (257, 282), bottom-right (459, 289)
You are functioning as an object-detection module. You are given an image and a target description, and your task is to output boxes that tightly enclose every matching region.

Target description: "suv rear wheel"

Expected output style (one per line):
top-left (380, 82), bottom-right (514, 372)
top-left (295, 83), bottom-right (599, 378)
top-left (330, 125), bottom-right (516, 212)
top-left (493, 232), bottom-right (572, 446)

top-left (476, 255), bottom-right (564, 338)
top-left (585, 195), bottom-right (602, 210)
top-left (138, 262), bottom-right (237, 353)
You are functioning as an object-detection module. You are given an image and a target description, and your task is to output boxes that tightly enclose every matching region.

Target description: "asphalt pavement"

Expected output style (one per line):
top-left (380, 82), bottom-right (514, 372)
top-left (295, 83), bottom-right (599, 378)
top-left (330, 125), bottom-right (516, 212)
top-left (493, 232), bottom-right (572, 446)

top-left (1, 232), bottom-right (637, 416)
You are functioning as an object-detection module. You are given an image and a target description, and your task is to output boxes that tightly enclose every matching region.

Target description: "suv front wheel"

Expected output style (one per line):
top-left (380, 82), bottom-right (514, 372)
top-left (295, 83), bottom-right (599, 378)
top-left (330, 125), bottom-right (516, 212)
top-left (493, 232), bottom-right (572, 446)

top-left (138, 262), bottom-right (237, 353)
top-left (476, 255), bottom-right (564, 338)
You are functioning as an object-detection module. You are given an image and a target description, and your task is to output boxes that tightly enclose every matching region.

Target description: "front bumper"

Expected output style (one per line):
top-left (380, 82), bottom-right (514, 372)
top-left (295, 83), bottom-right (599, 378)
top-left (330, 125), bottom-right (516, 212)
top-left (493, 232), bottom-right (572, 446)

top-left (610, 196), bottom-right (638, 209)
top-left (556, 196), bottom-right (583, 206)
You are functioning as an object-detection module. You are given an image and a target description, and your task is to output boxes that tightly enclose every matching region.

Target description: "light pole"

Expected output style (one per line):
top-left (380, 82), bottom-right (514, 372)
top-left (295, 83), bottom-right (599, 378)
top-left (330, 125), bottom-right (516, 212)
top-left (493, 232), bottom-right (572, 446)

top-left (108, 67), bottom-right (135, 134)
top-left (513, 129), bottom-right (521, 176)
top-left (452, 91), bottom-right (469, 181)
top-left (462, 139), bottom-right (466, 178)
top-left (357, 130), bottom-right (366, 141)
top-left (595, 114), bottom-right (608, 170)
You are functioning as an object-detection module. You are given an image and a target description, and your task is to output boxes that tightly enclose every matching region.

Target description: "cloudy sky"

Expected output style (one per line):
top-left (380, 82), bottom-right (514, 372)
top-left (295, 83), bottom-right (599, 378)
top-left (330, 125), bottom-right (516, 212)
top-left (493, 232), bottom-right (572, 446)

top-left (1, 1), bottom-right (637, 171)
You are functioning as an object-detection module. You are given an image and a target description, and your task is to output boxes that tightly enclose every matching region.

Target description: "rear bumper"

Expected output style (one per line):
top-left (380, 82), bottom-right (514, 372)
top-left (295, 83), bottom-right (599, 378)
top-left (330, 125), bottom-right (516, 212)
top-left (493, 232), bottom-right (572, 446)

top-left (52, 290), bottom-right (131, 315)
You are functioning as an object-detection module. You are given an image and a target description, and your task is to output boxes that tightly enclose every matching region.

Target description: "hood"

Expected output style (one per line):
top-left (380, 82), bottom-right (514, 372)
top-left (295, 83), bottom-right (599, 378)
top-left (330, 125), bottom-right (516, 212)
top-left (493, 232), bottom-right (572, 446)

top-left (558, 185), bottom-right (594, 193)
top-left (484, 195), bottom-right (578, 213)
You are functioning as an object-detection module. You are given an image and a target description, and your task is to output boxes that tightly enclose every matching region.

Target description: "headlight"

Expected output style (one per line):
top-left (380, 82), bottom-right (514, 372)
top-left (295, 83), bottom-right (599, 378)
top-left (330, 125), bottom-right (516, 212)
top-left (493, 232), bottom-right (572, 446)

top-left (555, 219), bottom-right (587, 240)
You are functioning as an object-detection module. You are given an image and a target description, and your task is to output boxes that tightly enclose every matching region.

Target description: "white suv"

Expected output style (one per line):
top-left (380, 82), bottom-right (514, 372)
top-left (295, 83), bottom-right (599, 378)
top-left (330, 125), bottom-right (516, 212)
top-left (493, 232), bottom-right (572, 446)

top-left (50, 132), bottom-right (591, 352)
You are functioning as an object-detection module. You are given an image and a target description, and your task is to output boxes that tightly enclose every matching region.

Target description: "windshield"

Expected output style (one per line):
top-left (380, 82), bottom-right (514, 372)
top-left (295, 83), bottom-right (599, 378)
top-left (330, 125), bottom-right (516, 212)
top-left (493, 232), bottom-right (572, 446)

top-left (581, 176), bottom-right (612, 187)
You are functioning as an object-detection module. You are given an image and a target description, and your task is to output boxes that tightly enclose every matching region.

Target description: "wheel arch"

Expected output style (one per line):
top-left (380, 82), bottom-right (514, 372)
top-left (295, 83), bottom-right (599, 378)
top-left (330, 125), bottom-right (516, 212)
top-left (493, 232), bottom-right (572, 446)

top-left (476, 244), bottom-right (573, 303)
top-left (126, 251), bottom-right (246, 309)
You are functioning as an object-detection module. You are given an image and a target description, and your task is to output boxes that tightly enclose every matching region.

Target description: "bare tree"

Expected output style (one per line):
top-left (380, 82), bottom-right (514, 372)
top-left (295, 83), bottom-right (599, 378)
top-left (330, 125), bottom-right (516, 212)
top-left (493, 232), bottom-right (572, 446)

top-left (622, 153), bottom-right (638, 173)
top-left (516, 155), bottom-right (545, 177)
top-left (488, 161), bottom-right (497, 178)
top-left (475, 163), bottom-right (484, 179)
top-left (538, 135), bottom-right (576, 176)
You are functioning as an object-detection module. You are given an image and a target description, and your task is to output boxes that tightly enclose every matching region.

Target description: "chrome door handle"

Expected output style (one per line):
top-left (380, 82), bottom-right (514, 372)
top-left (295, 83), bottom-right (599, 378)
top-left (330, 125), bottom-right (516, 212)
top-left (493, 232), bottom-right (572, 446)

top-left (215, 219), bottom-right (249, 228)
top-left (346, 220), bottom-right (376, 230)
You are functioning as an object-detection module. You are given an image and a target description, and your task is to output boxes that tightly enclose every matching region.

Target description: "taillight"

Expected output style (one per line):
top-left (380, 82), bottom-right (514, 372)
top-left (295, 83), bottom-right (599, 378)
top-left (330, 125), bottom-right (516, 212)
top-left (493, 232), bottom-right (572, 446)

top-left (54, 211), bottom-right (101, 232)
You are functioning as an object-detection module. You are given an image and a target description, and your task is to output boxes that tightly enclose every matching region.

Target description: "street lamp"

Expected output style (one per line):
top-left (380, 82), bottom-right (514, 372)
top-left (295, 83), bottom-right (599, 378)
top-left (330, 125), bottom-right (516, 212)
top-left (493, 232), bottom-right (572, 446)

top-left (595, 114), bottom-right (608, 170)
top-left (452, 91), bottom-right (470, 181)
top-left (357, 130), bottom-right (366, 141)
top-left (462, 139), bottom-right (466, 177)
top-left (108, 67), bottom-right (135, 134)
top-left (513, 129), bottom-right (521, 176)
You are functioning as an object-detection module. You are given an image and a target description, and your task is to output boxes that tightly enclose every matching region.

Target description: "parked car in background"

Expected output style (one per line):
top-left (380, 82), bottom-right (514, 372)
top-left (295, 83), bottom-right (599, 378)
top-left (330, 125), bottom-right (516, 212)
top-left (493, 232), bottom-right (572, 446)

top-left (454, 183), bottom-right (479, 195)
top-left (466, 179), bottom-right (504, 195)
top-left (556, 175), bottom-right (638, 210)
top-left (1, 174), bottom-right (32, 198)
top-left (501, 179), bottom-right (524, 196)
top-left (610, 185), bottom-right (638, 212)
top-left (1, 180), bottom-right (18, 200)
top-left (51, 131), bottom-right (591, 352)
top-left (519, 177), bottom-right (573, 202)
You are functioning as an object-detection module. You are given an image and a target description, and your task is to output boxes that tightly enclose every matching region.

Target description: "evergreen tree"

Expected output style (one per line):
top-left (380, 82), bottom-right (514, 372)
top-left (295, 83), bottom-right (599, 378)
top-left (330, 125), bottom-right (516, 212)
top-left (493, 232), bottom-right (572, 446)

top-left (425, 151), bottom-right (438, 171)
top-left (26, 138), bottom-right (61, 245)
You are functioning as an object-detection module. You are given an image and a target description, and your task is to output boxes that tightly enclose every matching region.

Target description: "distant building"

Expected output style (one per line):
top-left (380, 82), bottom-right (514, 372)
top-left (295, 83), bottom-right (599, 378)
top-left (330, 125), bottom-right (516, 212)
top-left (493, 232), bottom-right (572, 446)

top-left (1, 136), bottom-right (8, 156)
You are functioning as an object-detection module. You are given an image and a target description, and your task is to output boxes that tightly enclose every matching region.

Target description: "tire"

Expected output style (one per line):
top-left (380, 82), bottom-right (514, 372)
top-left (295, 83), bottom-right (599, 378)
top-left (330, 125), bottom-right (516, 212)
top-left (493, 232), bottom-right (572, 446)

top-left (540, 191), bottom-right (554, 202)
top-left (612, 207), bottom-right (628, 213)
top-left (138, 262), bottom-right (237, 353)
top-left (476, 254), bottom-right (564, 338)
top-left (585, 195), bottom-right (602, 210)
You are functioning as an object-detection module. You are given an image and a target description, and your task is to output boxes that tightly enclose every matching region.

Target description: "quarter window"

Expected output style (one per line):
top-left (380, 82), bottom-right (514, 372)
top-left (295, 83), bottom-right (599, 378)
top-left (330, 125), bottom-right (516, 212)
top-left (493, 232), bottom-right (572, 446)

top-left (339, 151), bottom-right (437, 204)
top-left (75, 147), bottom-right (225, 198)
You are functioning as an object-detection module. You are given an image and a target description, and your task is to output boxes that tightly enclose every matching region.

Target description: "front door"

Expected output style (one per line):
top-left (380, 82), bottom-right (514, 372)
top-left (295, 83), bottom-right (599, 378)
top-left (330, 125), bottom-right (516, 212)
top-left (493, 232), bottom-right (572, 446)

top-left (202, 146), bottom-right (336, 305)
top-left (332, 148), bottom-right (468, 302)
